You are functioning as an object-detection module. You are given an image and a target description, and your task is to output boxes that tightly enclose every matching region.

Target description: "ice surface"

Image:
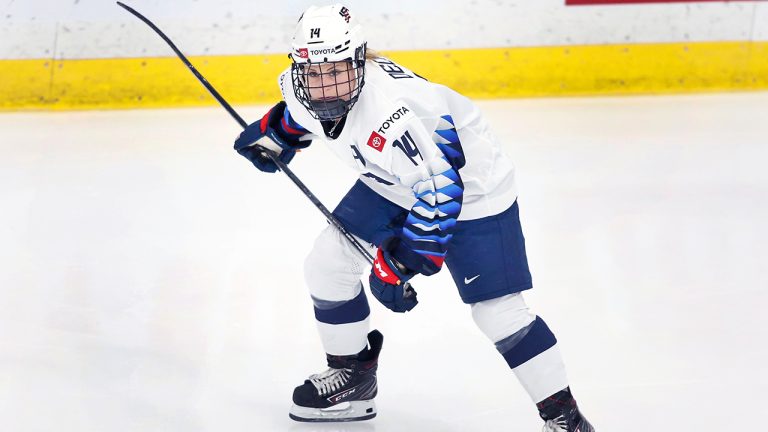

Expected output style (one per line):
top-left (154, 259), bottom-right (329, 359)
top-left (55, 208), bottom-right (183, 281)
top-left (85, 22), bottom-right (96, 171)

top-left (1, 92), bottom-right (767, 431)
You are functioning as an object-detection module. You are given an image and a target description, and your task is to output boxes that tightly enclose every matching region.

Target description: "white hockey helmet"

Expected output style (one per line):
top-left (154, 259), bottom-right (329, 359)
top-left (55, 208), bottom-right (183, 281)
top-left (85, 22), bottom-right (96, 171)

top-left (290, 4), bottom-right (367, 121)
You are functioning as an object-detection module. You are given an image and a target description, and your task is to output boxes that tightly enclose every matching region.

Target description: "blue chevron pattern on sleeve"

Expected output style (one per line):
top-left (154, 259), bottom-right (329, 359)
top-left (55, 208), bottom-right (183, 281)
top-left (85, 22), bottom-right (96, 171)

top-left (396, 115), bottom-right (466, 275)
top-left (433, 115), bottom-right (466, 169)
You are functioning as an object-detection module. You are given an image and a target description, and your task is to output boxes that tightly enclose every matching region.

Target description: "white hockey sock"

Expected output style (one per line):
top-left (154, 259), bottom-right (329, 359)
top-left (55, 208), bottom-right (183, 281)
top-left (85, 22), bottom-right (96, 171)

top-left (512, 344), bottom-right (569, 403)
top-left (471, 293), bottom-right (569, 403)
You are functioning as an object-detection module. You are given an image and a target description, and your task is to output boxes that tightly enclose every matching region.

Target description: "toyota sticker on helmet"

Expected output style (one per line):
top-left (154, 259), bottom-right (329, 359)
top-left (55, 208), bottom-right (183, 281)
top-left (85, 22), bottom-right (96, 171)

top-left (310, 47), bottom-right (336, 56)
top-left (296, 47), bottom-right (339, 60)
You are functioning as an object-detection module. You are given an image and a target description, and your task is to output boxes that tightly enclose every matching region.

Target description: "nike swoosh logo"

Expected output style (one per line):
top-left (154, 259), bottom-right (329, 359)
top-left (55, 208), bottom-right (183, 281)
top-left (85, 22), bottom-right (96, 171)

top-left (464, 275), bottom-right (480, 284)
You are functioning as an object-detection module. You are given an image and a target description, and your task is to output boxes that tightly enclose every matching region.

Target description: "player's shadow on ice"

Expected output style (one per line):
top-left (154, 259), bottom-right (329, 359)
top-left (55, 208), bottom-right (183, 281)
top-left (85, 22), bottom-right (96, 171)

top-left (287, 414), bottom-right (458, 432)
top-left (288, 422), bottom-right (375, 432)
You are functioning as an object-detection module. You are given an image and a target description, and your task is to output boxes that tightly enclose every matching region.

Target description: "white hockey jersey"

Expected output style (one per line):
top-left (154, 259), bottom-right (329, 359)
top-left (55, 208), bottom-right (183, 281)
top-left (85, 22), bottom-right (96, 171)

top-left (278, 57), bottom-right (518, 272)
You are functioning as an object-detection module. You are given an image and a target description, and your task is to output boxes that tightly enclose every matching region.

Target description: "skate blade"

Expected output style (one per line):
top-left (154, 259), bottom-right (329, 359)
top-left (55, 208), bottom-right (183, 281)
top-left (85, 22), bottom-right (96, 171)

top-left (289, 400), bottom-right (376, 422)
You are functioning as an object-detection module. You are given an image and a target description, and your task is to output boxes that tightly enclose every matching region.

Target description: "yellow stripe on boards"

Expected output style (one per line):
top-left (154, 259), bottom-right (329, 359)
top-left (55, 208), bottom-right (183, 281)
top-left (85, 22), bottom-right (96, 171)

top-left (0, 54), bottom-right (290, 111)
top-left (0, 59), bottom-right (53, 108)
top-left (1, 41), bottom-right (767, 111)
top-left (388, 42), bottom-right (768, 98)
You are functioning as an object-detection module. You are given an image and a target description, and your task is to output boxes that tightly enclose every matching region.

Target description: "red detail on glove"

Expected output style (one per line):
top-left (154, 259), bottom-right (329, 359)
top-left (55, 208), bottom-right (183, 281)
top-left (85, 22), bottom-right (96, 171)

top-left (426, 255), bottom-right (445, 268)
top-left (259, 107), bottom-right (273, 133)
top-left (373, 249), bottom-right (401, 285)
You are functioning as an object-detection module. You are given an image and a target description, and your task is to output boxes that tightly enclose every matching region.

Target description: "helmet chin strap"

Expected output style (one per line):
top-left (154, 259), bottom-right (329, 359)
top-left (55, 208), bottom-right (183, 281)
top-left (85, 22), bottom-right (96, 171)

top-left (310, 98), bottom-right (349, 121)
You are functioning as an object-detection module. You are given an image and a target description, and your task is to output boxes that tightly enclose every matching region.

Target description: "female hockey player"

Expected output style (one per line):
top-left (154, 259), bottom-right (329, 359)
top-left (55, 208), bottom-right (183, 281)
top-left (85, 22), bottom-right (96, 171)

top-left (233, 4), bottom-right (595, 431)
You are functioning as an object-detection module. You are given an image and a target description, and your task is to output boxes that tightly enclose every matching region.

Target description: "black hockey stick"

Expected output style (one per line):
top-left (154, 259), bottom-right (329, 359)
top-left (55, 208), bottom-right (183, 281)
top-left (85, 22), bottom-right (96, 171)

top-left (116, 2), bottom-right (417, 299)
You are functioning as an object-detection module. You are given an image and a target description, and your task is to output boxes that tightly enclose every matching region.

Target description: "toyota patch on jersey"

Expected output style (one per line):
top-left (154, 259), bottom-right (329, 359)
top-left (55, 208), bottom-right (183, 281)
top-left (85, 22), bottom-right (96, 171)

top-left (367, 131), bottom-right (386, 152)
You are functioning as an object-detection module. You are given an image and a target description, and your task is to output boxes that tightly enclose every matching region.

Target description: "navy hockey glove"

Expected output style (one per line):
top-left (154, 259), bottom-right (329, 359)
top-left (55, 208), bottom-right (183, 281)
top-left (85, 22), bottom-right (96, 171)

top-left (234, 101), bottom-right (297, 173)
top-left (369, 238), bottom-right (418, 313)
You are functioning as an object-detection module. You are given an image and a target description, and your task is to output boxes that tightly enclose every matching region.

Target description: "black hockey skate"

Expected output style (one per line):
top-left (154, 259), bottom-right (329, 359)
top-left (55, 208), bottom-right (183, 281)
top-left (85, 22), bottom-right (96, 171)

top-left (538, 387), bottom-right (595, 432)
top-left (289, 330), bottom-right (383, 422)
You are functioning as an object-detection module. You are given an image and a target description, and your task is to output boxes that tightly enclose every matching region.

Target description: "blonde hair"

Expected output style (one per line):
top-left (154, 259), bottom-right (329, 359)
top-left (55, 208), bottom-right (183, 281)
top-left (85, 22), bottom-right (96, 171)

top-left (365, 48), bottom-right (382, 61)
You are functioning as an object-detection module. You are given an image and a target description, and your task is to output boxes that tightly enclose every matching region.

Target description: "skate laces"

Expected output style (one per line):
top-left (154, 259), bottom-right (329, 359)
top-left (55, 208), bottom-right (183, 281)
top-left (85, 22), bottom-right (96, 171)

top-left (542, 415), bottom-right (594, 432)
top-left (309, 367), bottom-right (352, 396)
top-left (542, 416), bottom-right (568, 432)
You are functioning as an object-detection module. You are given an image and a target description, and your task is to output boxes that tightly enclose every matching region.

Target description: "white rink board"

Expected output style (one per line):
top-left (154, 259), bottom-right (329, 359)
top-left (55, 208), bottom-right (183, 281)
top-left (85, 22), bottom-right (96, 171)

top-left (0, 0), bottom-right (765, 60)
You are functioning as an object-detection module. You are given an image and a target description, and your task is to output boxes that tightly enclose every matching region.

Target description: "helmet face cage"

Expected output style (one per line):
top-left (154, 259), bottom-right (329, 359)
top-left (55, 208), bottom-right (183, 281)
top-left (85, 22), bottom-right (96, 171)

top-left (291, 45), bottom-right (366, 121)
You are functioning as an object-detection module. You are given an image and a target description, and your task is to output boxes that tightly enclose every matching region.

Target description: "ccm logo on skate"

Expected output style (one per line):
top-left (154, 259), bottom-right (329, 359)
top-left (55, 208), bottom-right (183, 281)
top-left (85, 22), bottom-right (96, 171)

top-left (367, 131), bottom-right (386, 152)
top-left (328, 387), bottom-right (356, 404)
